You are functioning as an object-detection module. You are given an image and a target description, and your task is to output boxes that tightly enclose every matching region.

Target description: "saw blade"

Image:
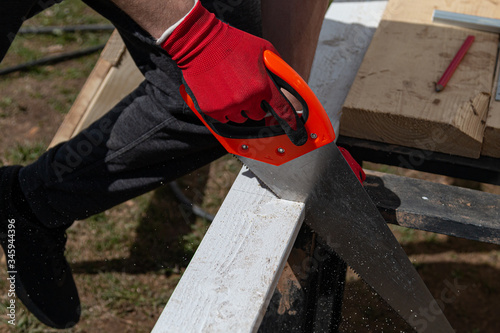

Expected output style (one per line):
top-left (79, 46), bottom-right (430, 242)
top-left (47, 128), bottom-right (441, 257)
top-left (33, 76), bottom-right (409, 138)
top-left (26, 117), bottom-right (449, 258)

top-left (239, 143), bottom-right (454, 333)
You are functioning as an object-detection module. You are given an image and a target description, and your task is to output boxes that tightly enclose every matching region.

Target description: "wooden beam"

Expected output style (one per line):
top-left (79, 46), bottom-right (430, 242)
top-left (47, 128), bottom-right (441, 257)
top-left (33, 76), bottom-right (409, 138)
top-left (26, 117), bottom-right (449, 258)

top-left (482, 49), bottom-right (500, 158)
top-left (378, 0), bottom-right (500, 24)
top-left (151, 167), bottom-right (305, 333)
top-left (365, 170), bottom-right (500, 244)
top-left (340, 0), bottom-right (499, 158)
top-left (49, 30), bottom-right (144, 147)
top-left (308, 0), bottom-right (387, 136)
top-left (71, 49), bottom-right (143, 134)
top-left (429, 9), bottom-right (500, 158)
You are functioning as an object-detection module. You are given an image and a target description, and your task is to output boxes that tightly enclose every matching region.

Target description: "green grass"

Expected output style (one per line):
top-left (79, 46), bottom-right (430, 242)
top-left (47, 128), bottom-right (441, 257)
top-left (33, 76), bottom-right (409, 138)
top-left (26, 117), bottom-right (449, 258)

top-left (0, 97), bottom-right (13, 107)
top-left (29, 0), bottom-right (109, 27)
top-left (390, 225), bottom-right (418, 244)
top-left (181, 218), bottom-right (211, 255)
top-left (0, 0), bottom-right (111, 74)
top-left (4, 141), bottom-right (47, 165)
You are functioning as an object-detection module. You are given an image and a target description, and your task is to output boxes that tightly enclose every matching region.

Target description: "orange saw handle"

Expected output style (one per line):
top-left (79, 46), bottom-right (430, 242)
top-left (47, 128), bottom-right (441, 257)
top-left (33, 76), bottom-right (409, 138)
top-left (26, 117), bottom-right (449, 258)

top-left (180, 50), bottom-right (335, 166)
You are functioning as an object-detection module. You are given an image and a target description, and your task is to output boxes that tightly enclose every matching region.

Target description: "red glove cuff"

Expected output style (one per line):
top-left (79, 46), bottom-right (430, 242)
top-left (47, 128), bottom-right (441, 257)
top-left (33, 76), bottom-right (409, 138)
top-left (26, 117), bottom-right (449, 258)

top-left (161, 1), bottom-right (238, 74)
top-left (338, 147), bottom-right (366, 183)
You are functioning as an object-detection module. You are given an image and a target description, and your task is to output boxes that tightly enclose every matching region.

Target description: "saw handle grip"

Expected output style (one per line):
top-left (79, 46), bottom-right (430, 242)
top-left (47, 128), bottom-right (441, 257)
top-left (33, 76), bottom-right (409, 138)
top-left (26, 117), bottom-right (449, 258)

top-left (180, 50), bottom-right (335, 166)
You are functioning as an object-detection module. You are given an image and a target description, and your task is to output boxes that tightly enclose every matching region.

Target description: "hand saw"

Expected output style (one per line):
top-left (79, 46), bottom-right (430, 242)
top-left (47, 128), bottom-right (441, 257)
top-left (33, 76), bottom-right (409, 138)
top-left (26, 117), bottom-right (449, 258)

top-left (180, 50), bottom-right (454, 332)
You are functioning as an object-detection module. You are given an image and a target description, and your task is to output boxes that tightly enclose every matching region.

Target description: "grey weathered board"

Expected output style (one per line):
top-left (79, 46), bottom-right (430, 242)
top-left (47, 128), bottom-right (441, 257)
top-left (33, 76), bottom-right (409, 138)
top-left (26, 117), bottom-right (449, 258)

top-left (365, 170), bottom-right (500, 244)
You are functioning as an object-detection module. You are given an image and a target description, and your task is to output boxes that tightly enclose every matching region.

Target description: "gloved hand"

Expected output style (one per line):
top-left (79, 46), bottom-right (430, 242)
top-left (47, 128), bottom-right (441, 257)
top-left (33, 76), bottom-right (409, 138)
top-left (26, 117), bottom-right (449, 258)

top-left (161, 1), bottom-right (307, 145)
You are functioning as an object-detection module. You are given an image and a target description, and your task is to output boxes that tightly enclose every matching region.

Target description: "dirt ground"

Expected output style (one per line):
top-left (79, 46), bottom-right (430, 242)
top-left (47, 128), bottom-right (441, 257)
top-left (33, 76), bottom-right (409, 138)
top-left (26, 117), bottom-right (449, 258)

top-left (1, 36), bottom-right (500, 333)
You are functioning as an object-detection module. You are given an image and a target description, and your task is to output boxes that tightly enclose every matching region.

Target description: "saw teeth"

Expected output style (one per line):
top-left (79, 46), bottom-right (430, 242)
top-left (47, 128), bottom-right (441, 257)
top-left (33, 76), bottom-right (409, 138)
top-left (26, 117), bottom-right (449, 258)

top-left (233, 154), bottom-right (244, 165)
top-left (234, 155), bottom-right (250, 170)
top-left (235, 156), bottom-right (280, 198)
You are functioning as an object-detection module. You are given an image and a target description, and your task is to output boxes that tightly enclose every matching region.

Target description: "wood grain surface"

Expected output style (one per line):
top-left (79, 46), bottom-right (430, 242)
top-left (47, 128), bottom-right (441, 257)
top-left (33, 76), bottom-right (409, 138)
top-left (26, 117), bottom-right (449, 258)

top-left (340, 0), bottom-right (500, 158)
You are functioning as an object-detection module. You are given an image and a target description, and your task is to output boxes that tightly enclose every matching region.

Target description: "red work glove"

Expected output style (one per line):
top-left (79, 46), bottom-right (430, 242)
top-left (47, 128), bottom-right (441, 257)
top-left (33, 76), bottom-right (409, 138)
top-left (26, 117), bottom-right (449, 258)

top-left (161, 1), bottom-right (307, 145)
top-left (338, 147), bottom-right (366, 183)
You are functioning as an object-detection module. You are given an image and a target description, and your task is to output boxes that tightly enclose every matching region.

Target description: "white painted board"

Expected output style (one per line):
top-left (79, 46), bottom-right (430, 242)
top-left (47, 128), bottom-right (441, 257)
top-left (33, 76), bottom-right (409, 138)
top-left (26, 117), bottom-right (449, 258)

top-left (152, 168), bottom-right (305, 333)
top-left (309, 1), bottom-right (388, 137)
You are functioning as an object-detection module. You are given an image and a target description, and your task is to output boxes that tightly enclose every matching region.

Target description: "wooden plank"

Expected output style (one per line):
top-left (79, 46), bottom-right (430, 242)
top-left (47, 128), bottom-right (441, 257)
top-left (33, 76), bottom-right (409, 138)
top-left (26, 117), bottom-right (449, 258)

top-left (72, 49), bottom-right (143, 134)
top-left (308, 0), bottom-right (387, 135)
top-left (153, 2), bottom-right (388, 332)
top-left (49, 58), bottom-right (112, 147)
top-left (364, 170), bottom-right (500, 244)
top-left (152, 167), bottom-right (305, 333)
top-left (98, 30), bottom-right (127, 65)
top-left (340, 0), bottom-right (499, 158)
top-left (482, 53), bottom-right (500, 158)
top-left (49, 30), bottom-right (143, 147)
top-left (380, 0), bottom-right (500, 24)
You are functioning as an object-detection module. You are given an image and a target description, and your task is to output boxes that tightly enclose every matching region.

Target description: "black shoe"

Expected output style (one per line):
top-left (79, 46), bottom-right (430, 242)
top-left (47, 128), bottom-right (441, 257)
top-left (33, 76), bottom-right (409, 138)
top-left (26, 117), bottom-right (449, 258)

top-left (0, 166), bottom-right (80, 328)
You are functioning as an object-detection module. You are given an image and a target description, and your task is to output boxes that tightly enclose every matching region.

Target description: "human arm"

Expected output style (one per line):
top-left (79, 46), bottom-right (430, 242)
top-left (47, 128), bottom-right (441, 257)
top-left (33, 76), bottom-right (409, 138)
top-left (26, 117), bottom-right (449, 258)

top-left (262, 0), bottom-right (365, 182)
top-left (109, 0), bottom-right (195, 39)
top-left (261, 0), bottom-right (330, 81)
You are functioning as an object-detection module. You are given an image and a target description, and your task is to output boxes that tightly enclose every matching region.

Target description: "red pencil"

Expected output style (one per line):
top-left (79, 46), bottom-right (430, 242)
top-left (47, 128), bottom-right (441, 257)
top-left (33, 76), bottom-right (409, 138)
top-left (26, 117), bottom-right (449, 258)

top-left (435, 35), bottom-right (475, 92)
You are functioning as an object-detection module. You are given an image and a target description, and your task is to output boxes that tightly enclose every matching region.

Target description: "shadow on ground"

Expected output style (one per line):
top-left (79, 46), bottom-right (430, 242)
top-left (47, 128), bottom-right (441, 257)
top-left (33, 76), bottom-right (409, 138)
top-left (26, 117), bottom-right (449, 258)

top-left (341, 238), bottom-right (500, 333)
top-left (70, 165), bottom-right (212, 275)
